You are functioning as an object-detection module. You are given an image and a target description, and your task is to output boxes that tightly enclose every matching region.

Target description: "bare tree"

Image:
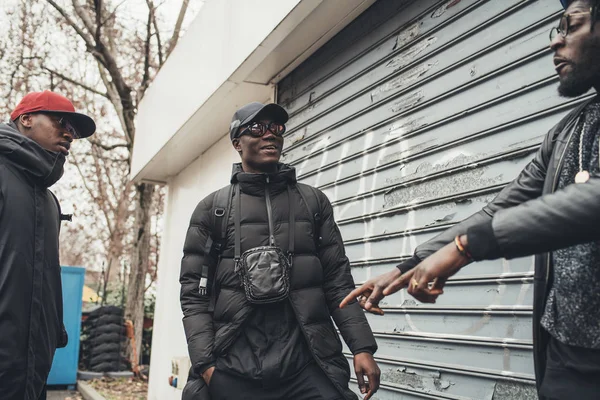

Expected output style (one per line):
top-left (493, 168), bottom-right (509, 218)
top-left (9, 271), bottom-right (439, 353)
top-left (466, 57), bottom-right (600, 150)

top-left (0, 0), bottom-right (197, 360)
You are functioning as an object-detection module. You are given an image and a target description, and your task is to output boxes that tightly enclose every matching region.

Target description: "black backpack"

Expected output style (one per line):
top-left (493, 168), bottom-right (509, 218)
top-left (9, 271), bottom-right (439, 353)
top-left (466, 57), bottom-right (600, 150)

top-left (198, 183), bottom-right (323, 297)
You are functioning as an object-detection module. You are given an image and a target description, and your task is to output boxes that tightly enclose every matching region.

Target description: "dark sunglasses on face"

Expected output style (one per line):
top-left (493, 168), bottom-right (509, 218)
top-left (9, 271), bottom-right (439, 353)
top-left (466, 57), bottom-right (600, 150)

top-left (43, 113), bottom-right (80, 139)
top-left (238, 121), bottom-right (286, 138)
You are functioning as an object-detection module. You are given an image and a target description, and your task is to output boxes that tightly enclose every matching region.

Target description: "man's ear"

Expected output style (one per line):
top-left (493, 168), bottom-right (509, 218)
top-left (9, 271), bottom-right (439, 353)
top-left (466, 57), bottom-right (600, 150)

top-left (232, 138), bottom-right (242, 153)
top-left (18, 114), bottom-right (34, 128)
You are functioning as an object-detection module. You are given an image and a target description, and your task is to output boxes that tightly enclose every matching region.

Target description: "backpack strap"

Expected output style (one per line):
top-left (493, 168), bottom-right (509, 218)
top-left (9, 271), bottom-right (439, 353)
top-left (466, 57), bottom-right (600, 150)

top-left (198, 184), bottom-right (234, 297)
top-left (296, 183), bottom-right (322, 250)
top-left (212, 184), bottom-right (235, 251)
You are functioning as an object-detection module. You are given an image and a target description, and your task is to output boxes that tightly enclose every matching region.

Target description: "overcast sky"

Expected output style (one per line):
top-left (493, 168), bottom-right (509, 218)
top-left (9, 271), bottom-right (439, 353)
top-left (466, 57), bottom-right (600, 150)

top-left (0, 0), bottom-right (204, 38)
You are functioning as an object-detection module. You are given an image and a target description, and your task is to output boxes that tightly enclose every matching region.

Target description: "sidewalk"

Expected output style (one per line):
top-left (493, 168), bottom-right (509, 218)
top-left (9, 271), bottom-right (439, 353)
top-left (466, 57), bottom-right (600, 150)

top-left (47, 390), bottom-right (81, 400)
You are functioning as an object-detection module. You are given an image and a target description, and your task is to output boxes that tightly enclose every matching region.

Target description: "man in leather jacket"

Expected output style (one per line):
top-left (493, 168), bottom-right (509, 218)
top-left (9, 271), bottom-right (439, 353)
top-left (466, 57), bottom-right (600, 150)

top-left (341, 1), bottom-right (600, 399)
top-left (180, 102), bottom-right (380, 400)
top-left (0, 91), bottom-right (96, 400)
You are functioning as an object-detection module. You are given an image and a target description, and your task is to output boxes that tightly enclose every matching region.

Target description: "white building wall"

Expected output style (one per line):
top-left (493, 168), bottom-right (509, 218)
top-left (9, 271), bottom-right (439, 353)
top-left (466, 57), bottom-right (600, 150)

top-left (131, 0), bottom-right (302, 180)
top-left (147, 134), bottom-right (239, 400)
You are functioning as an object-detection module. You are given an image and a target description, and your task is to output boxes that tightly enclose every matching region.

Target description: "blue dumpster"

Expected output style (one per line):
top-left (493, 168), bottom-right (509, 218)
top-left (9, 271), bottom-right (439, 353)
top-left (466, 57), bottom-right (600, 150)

top-left (47, 266), bottom-right (86, 387)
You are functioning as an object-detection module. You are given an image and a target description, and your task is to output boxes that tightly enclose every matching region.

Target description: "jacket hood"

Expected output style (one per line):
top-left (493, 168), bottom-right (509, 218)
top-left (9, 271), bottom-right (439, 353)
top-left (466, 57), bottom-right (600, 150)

top-left (230, 163), bottom-right (297, 196)
top-left (0, 122), bottom-right (65, 187)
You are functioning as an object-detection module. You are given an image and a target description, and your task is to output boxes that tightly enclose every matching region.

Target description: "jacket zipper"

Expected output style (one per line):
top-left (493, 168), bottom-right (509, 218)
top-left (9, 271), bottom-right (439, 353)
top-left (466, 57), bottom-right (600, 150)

top-left (278, 183), bottom-right (346, 397)
top-left (265, 176), bottom-right (276, 246)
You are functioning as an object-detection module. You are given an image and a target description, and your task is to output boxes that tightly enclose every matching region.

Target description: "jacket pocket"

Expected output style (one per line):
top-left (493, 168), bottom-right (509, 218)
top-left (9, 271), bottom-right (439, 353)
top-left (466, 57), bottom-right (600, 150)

top-left (182, 374), bottom-right (210, 400)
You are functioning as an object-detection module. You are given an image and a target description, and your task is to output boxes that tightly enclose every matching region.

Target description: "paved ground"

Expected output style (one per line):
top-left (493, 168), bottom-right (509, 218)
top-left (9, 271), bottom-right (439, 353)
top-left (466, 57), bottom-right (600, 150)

top-left (47, 389), bottom-right (81, 400)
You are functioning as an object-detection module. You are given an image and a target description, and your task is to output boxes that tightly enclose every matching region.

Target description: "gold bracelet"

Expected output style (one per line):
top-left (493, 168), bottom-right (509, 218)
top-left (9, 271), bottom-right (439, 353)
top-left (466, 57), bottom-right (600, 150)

top-left (454, 236), bottom-right (472, 260)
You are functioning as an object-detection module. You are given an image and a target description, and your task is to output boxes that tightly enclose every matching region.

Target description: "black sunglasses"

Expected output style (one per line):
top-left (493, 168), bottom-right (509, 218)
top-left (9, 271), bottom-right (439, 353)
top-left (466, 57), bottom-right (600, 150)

top-left (40, 112), bottom-right (80, 139)
top-left (238, 121), bottom-right (286, 138)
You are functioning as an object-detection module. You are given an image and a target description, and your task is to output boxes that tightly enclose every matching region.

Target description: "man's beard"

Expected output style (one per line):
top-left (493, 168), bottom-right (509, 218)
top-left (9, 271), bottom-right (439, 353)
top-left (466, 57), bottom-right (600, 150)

top-left (558, 62), bottom-right (598, 97)
top-left (558, 36), bottom-right (600, 97)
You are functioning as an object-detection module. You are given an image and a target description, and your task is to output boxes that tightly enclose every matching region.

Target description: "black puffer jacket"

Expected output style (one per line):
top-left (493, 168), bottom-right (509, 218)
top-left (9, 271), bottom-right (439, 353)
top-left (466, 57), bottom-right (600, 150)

top-left (396, 97), bottom-right (600, 397)
top-left (0, 122), bottom-right (68, 400)
top-left (180, 163), bottom-right (377, 400)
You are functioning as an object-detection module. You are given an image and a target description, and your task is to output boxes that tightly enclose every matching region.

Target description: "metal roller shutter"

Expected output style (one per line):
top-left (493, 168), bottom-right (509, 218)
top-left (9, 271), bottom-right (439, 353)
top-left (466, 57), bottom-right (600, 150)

top-left (278, 0), bottom-right (592, 399)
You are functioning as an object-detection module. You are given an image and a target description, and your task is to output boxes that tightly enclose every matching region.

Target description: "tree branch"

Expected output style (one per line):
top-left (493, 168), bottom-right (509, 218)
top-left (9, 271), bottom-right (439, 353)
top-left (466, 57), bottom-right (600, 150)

top-left (89, 139), bottom-right (130, 151)
top-left (91, 145), bottom-right (120, 231)
top-left (93, 145), bottom-right (121, 214)
top-left (144, 263), bottom-right (157, 292)
top-left (53, 0), bottom-right (135, 143)
top-left (101, 0), bottom-right (127, 27)
top-left (144, 0), bottom-right (163, 66)
top-left (95, 60), bottom-right (131, 145)
top-left (139, 0), bottom-right (154, 101)
top-left (76, 151), bottom-right (130, 162)
top-left (153, 18), bottom-right (163, 66)
top-left (69, 151), bottom-right (115, 238)
top-left (46, 0), bottom-right (96, 52)
top-left (71, 0), bottom-right (96, 36)
top-left (93, 0), bottom-right (103, 44)
top-left (166, 0), bottom-right (189, 58)
top-left (7, 2), bottom-right (29, 101)
top-left (43, 66), bottom-right (109, 98)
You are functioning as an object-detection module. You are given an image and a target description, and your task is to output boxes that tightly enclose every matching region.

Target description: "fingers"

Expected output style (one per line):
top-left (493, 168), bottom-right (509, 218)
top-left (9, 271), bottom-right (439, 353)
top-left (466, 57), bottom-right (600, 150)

top-left (339, 281), bottom-right (386, 315)
top-left (358, 294), bottom-right (384, 316)
top-left (408, 278), bottom-right (438, 303)
top-left (411, 291), bottom-right (440, 304)
top-left (382, 270), bottom-right (413, 296)
top-left (340, 285), bottom-right (372, 309)
top-left (202, 366), bottom-right (215, 385)
top-left (366, 304), bottom-right (384, 316)
top-left (364, 383), bottom-right (373, 400)
top-left (364, 284), bottom-right (386, 314)
top-left (355, 368), bottom-right (366, 395)
top-left (429, 277), bottom-right (447, 295)
top-left (365, 366), bottom-right (380, 400)
top-left (407, 272), bottom-right (448, 303)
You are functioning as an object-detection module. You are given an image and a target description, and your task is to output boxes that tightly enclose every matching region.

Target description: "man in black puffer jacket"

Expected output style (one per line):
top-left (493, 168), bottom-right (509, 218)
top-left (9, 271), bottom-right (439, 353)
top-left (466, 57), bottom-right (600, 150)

top-left (0, 91), bottom-right (96, 400)
top-left (180, 102), bottom-right (379, 400)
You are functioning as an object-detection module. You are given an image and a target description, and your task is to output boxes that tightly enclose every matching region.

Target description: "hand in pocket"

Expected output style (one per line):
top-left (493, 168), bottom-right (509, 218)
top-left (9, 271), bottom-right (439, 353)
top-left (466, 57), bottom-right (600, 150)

top-left (202, 366), bottom-right (216, 385)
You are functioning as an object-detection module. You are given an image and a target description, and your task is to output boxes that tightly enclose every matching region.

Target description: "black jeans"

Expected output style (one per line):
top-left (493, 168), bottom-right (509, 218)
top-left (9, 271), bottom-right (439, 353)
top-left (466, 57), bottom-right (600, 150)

top-left (209, 362), bottom-right (343, 400)
top-left (539, 336), bottom-right (600, 400)
top-left (38, 386), bottom-right (46, 400)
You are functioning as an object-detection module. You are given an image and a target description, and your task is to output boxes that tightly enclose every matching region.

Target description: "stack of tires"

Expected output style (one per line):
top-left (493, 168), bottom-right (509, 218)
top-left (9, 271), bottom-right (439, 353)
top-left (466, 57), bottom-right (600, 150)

top-left (80, 306), bottom-right (130, 372)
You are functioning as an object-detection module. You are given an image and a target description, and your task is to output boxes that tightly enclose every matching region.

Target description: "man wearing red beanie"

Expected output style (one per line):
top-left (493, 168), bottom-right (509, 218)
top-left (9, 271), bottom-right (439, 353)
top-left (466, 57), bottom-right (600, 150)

top-left (0, 91), bottom-right (95, 400)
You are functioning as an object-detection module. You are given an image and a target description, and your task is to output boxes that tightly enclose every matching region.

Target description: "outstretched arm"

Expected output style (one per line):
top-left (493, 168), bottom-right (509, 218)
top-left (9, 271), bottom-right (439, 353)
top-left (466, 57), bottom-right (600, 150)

top-left (341, 118), bottom-right (559, 313)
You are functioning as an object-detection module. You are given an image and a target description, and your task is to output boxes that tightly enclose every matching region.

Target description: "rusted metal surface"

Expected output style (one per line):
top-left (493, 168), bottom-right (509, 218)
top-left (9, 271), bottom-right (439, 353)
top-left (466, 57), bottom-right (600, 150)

top-left (364, 308), bottom-right (532, 341)
top-left (280, 19), bottom-right (560, 174)
top-left (432, 0), bottom-right (464, 19)
top-left (492, 381), bottom-right (538, 400)
top-left (283, 0), bottom-right (554, 141)
top-left (343, 333), bottom-right (534, 376)
top-left (372, 64), bottom-right (436, 104)
top-left (275, 0), bottom-right (571, 398)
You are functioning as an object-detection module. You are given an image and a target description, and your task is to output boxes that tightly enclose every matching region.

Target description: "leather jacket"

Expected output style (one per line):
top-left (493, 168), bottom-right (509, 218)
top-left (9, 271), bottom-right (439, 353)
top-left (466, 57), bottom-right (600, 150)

top-left (396, 96), bottom-right (600, 395)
